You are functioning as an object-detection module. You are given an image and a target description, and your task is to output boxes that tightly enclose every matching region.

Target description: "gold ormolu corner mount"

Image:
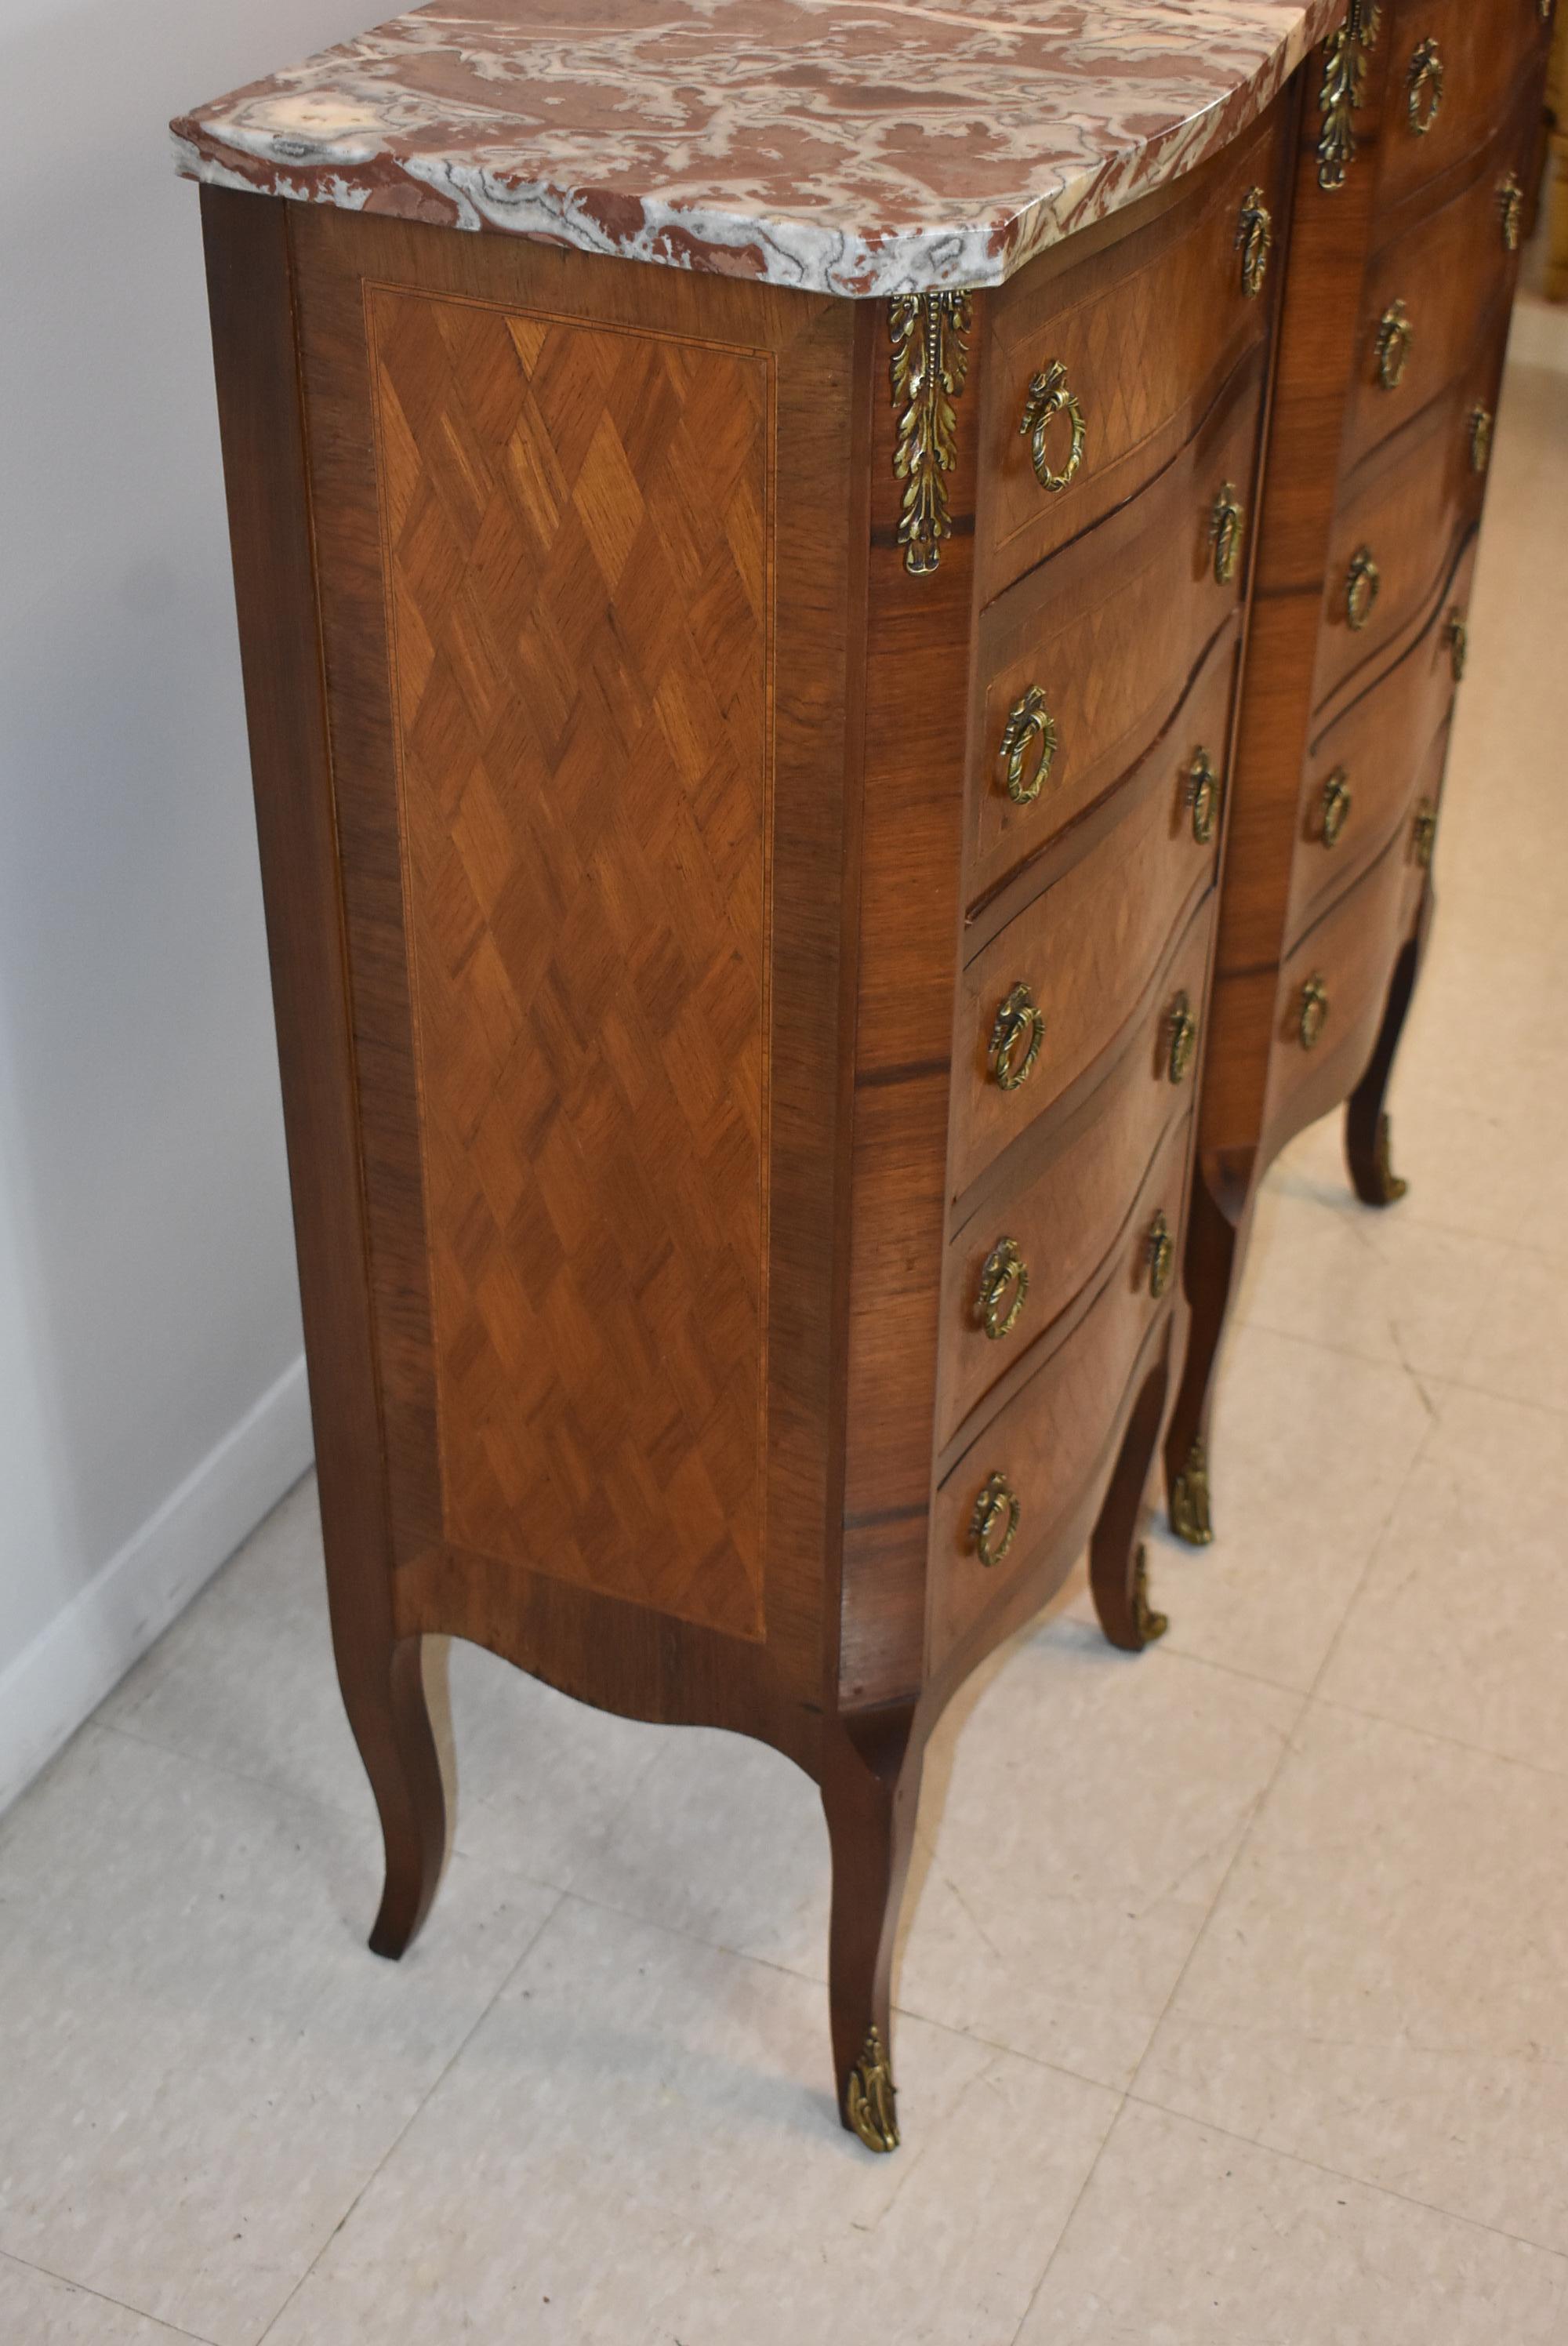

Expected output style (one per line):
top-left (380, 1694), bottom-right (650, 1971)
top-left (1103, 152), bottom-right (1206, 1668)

top-left (846, 2024), bottom-right (900, 2151)
top-left (1171, 1436), bottom-right (1214, 1546)
top-left (1317, 0), bottom-right (1381, 193)
top-left (889, 289), bottom-right (973, 576)
top-left (1131, 1545), bottom-right (1170, 1645)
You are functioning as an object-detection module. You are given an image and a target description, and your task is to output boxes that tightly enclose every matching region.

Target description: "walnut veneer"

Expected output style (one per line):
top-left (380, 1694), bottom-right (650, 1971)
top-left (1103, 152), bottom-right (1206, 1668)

top-left (195, 0), bottom-right (1547, 2157)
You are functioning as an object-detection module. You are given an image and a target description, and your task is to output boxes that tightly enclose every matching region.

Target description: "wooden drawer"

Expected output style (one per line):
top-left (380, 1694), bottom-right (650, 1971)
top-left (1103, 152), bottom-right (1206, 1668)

top-left (1374, 0), bottom-right (1548, 227)
top-left (940, 897), bottom-right (1212, 1447)
top-left (1287, 533), bottom-right (1473, 950)
top-left (952, 753), bottom-right (1216, 1201)
top-left (965, 347), bottom-right (1258, 915)
top-left (976, 95), bottom-right (1288, 606)
top-left (1343, 107), bottom-right (1529, 481)
top-left (1314, 364), bottom-right (1487, 721)
top-left (929, 1108), bottom-right (1192, 1665)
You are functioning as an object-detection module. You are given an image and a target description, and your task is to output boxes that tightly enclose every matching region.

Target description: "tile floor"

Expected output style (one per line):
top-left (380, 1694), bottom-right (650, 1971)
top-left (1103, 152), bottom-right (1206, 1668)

top-left (3, 303), bottom-right (1566, 2346)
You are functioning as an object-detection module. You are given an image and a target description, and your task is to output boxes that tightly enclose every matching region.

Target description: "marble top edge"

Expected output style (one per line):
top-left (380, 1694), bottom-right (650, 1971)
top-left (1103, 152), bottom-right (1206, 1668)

top-left (172, 0), bottom-right (1341, 298)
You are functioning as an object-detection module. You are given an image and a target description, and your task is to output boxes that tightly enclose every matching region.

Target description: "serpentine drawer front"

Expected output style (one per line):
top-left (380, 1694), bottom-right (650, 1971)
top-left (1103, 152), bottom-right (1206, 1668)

top-left (178, 0), bottom-right (1546, 2157)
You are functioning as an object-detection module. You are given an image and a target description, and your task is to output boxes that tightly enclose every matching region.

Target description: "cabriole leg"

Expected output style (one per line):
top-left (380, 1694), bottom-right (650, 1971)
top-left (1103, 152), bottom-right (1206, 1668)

top-left (335, 1629), bottom-right (449, 1959)
top-left (1345, 891), bottom-right (1432, 1208)
top-left (1163, 1169), bottom-right (1251, 1547)
top-left (1090, 1359), bottom-right (1172, 1651)
top-left (821, 1707), bottom-right (923, 2152)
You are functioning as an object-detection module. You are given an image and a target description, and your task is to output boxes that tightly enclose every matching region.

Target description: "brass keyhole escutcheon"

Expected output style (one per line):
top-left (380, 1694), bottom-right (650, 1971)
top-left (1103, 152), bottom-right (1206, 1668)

top-left (1236, 187), bottom-right (1272, 298)
top-left (1320, 768), bottom-right (1353, 848)
top-left (1345, 545), bottom-right (1380, 631)
top-left (1411, 798), bottom-right (1437, 869)
top-left (969, 1471), bottom-right (1021, 1569)
top-left (1185, 748), bottom-right (1221, 845)
top-left (988, 981), bottom-right (1045, 1091)
top-left (1298, 973), bottom-right (1330, 1051)
top-left (1406, 37), bottom-right (1444, 134)
top-left (1166, 993), bottom-right (1198, 1085)
top-left (1467, 405), bottom-right (1494, 475)
top-left (1020, 360), bottom-right (1087, 493)
top-left (1210, 484), bottom-right (1245, 585)
top-left (975, 1236), bottom-right (1029, 1341)
top-left (1145, 1211), bottom-right (1175, 1301)
top-left (1446, 611), bottom-right (1468, 681)
top-left (1498, 172), bottom-right (1525, 252)
top-left (996, 685), bottom-right (1058, 804)
top-left (1375, 300), bottom-right (1414, 390)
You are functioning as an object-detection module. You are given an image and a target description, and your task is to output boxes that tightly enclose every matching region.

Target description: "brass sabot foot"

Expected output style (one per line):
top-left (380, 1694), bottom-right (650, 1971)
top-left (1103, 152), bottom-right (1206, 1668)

top-left (1368, 1112), bottom-right (1409, 1205)
top-left (845, 2025), bottom-right (899, 2152)
top-left (1170, 1437), bottom-right (1214, 1547)
top-left (1131, 1545), bottom-right (1169, 1646)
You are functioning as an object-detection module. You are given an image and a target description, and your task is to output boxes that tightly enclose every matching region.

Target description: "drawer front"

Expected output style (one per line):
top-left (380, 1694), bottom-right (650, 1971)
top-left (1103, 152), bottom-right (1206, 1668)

top-left (1374, 0), bottom-right (1547, 225)
top-left (977, 97), bottom-right (1288, 605)
top-left (1343, 107), bottom-right (1529, 480)
top-left (1287, 534), bottom-right (1474, 949)
top-left (1315, 367), bottom-right (1486, 718)
top-left (940, 899), bottom-right (1212, 1446)
top-left (930, 1109), bottom-right (1192, 1665)
top-left (966, 350), bottom-right (1259, 913)
top-left (953, 758), bottom-right (1216, 1200)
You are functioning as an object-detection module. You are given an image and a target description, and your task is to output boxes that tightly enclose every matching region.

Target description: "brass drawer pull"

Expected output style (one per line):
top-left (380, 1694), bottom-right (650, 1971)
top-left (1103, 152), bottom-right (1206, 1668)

top-left (1145, 1211), bottom-right (1175, 1300)
top-left (1467, 404), bottom-right (1494, 475)
top-left (1498, 172), bottom-right (1525, 252)
top-left (996, 685), bottom-right (1058, 804)
top-left (1375, 300), bottom-right (1414, 390)
top-left (1185, 748), bottom-right (1221, 844)
top-left (1298, 973), bottom-right (1330, 1051)
top-left (1411, 798), bottom-right (1437, 868)
top-left (1210, 483), bottom-right (1246, 585)
top-left (975, 1236), bottom-right (1029, 1339)
top-left (1320, 768), bottom-right (1353, 848)
top-left (1166, 993), bottom-right (1199, 1085)
top-left (988, 981), bottom-right (1045, 1091)
top-left (1446, 610), bottom-right (1468, 681)
top-left (1020, 361), bottom-right (1086, 493)
top-left (1236, 187), bottom-right (1272, 298)
top-left (1406, 38), bottom-right (1444, 134)
top-left (969, 1471), bottom-right (1021, 1569)
top-left (1345, 545), bottom-right (1380, 630)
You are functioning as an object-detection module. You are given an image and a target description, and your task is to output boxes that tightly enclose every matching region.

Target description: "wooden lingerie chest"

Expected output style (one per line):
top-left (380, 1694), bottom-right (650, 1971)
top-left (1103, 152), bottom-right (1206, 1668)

top-left (179, 0), bottom-right (1550, 2150)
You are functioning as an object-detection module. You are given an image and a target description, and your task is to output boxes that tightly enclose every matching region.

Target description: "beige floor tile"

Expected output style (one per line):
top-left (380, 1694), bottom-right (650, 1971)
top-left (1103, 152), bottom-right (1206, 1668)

top-left (1137, 1701), bottom-right (1568, 2251)
top-left (0, 2252), bottom-right (209, 2344)
top-left (1145, 1322), bottom-right (1432, 1691)
top-left (262, 1896), bottom-right (1117, 2346)
top-left (1444, 1251), bottom-right (1568, 1414)
top-left (1018, 2101), bottom-right (1568, 2344)
top-left (103, 1474), bottom-right (668, 1894)
top-left (1319, 1384), bottom-right (1568, 1772)
top-left (0, 1727), bottom-right (558, 2346)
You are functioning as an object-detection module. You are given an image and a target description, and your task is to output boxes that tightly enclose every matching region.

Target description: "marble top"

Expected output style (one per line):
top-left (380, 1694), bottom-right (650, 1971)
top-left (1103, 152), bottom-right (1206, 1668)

top-left (172, 0), bottom-right (1338, 299)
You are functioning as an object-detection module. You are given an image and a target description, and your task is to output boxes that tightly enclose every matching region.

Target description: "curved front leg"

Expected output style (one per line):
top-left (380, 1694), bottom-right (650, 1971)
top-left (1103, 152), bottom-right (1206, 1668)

top-left (1163, 1168), bottom-right (1253, 1549)
top-left (820, 1705), bottom-right (923, 2152)
top-left (1345, 887), bottom-right (1433, 1208)
top-left (1091, 1357), bottom-right (1172, 1651)
top-left (333, 1628), bottom-right (450, 1960)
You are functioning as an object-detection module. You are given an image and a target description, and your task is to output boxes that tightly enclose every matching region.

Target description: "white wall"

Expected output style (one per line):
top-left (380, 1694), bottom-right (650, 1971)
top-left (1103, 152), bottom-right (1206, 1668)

top-left (0, 0), bottom-right (374, 1809)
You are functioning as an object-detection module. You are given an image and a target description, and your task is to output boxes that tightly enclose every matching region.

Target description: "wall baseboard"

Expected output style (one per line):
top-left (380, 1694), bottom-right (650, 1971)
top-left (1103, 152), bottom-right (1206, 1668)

top-left (0, 1355), bottom-right (313, 1818)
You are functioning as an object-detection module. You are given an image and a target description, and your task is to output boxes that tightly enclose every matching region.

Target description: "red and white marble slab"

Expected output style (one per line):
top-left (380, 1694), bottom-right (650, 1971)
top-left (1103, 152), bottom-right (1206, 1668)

top-left (172, 0), bottom-right (1341, 297)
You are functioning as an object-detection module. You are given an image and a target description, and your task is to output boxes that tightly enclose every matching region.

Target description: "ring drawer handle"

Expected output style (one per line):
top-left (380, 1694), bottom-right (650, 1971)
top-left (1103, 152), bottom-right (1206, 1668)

top-left (1320, 768), bottom-right (1353, 848)
top-left (996, 685), bottom-right (1058, 804)
top-left (1411, 798), bottom-right (1438, 868)
top-left (1446, 611), bottom-right (1468, 681)
top-left (1145, 1211), bottom-right (1175, 1300)
top-left (969, 1471), bottom-right (1021, 1569)
top-left (1345, 546), bottom-right (1380, 630)
top-left (1406, 38), bottom-right (1444, 134)
top-left (1467, 404), bottom-right (1494, 474)
top-left (1210, 483), bottom-right (1246, 585)
top-left (1020, 361), bottom-right (1086, 493)
top-left (1166, 992), bottom-right (1199, 1085)
top-left (1236, 187), bottom-right (1273, 298)
top-left (1498, 172), bottom-right (1525, 252)
top-left (988, 981), bottom-right (1045, 1091)
top-left (1298, 973), bottom-right (1330, 1051)
top-left (975, 1236), bottom-right (1029, 1340)
top-left (1185, 747), bottom-right (1221, 844)
top-left (1375, 300), bottom-right (1414, 390)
